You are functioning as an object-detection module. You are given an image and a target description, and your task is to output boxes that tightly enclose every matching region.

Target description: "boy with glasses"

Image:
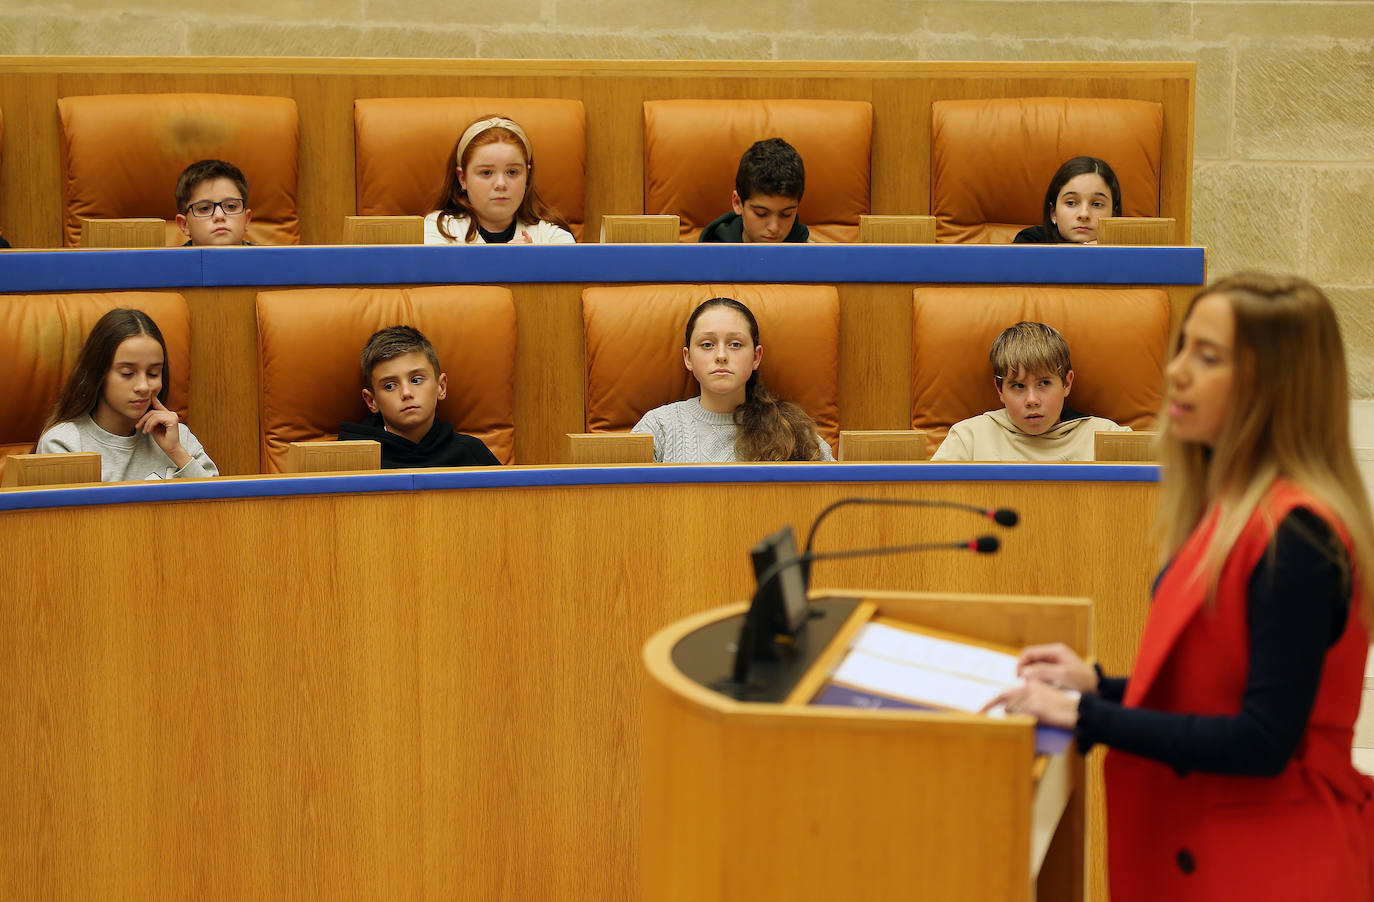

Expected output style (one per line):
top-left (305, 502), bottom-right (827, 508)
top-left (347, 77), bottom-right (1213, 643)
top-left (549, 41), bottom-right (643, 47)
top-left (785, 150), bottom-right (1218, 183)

top-left (174, 159), bottom-right (253, 246)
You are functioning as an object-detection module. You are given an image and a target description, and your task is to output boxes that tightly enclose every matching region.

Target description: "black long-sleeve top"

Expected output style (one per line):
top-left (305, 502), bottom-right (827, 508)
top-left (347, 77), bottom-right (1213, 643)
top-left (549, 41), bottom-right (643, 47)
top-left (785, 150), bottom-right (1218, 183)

top-left (1076, 508), bottom-right (1351, 776)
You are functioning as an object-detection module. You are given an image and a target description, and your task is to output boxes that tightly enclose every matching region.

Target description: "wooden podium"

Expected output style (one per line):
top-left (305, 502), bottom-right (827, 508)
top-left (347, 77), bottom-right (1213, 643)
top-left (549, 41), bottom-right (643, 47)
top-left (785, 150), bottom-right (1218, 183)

top-left (642, 590), bottom-right (1090, 902)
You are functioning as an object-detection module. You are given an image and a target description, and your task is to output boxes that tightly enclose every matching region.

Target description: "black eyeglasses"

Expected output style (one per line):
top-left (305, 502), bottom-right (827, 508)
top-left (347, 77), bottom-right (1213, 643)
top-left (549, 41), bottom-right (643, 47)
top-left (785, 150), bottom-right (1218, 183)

top-left (185, 198), bottom-right (246, 218)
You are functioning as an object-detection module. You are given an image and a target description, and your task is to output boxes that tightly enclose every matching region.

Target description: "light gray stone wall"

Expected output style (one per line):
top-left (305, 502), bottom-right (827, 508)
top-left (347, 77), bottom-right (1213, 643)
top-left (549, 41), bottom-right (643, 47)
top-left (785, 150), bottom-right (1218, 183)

top-left (2, 0), bottom-right (1372, 389)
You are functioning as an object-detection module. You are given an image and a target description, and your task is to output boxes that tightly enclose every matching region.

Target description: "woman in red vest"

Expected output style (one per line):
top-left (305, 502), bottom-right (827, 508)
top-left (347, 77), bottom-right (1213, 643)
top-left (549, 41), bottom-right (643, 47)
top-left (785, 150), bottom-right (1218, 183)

top-left (991, 272), bottom-right (1374, 901)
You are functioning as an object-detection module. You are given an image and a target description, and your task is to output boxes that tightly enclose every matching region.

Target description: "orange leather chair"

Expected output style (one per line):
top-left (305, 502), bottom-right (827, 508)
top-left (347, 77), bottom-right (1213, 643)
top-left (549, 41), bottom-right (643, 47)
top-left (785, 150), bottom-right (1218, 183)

top-left (642, 100), bottom-right (872, 243)
top-left (353, 97), bottom-right (587, 242)
top-left (581, 284), bottom-right (839, 448)
top-left (911, 286), bottom-right (1170, 451)
top-left (255, 286), bottom-right (517, 472)
top-left (56, 93), bottom-right (300, 247)
top-left (930, 98), bottom-right (1164, 244)
top-left (0, 292), bottom-right (191, 477)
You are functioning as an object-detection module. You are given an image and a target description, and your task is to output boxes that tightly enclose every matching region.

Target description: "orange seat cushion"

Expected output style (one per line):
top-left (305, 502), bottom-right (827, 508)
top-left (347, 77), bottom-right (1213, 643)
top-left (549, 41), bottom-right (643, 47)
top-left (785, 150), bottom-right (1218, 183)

top-left (931, 98), bottom-right (1164, 244)
top-left (912, 286), bottom-right (1170, 448)
top-left (582, 284), bottom-right (839, 447)
top-left (0, 292), bottom-right (192, 469)
top-left (643, 100), bottom-right (872, 243)
top-left (57, 93), bottom-right (300, 248)
top-left (354, 97), bottom-right (587, 242)
top-left (255, 286), bottom-right (517, 472)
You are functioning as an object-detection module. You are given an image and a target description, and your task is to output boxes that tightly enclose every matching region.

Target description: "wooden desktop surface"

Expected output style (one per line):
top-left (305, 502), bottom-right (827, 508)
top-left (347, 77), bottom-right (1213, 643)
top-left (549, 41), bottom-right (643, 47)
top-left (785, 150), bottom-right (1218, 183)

top-left (1, 465), bottom-right (1155, 901)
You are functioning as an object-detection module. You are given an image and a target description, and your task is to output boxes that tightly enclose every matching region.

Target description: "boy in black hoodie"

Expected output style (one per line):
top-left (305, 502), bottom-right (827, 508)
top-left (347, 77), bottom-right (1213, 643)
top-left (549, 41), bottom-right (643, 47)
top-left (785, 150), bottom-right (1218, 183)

top-left (338, 326), bottom-right (499, 468)
top-left (698, 137), bottom-right (810, 244)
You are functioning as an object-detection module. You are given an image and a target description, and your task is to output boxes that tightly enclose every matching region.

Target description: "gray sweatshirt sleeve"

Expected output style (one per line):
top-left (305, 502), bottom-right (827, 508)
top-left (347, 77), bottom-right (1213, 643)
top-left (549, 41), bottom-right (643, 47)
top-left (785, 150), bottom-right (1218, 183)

top-left (35, 422), bottom-right (81, 454)
top-left (173, 425), bottom-right (218, 478)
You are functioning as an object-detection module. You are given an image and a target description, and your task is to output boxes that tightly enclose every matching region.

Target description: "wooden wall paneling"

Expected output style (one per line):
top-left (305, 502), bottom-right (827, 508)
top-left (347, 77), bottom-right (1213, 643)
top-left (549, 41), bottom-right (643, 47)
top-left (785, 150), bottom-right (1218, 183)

top-left (1166, 283), bottom-right (1196, 336)
top-left (292, 73), bottom-right (358, 246)
top-left (1160, 75), bottom-right (1196, 244)
top-left (510, 282), bottom-right (586, 465)
top-left (871, 75), bottom-right (933, 216)
top-left (837, 283), bottom-right (913, 431)
top-left (583, 73), bottom-right (646, 226)
top-left (0, 72), bottom-right (61, 248)
top-left (1, 476), bottom-right (1158, 900)
top-left (186, 286), bottom-right (261, 476)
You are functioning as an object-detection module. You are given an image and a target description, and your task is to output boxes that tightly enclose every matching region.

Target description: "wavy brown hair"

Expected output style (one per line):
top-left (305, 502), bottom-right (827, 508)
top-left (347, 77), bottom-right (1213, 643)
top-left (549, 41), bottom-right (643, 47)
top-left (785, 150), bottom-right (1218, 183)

top-left (684, 298), bottom-right (823, 462)
top-left (1157, 272), bottom-right (1374, 625)
top-left (45, 308), bottom-right (169, 431)
top-left (431, 115), bottom-right (570, 243)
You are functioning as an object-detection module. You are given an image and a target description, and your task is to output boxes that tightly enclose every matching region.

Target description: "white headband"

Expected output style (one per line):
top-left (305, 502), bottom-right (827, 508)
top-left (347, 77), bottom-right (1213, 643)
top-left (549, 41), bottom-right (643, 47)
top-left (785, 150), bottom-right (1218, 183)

top-left (456, 117), bottom-right (532, 164)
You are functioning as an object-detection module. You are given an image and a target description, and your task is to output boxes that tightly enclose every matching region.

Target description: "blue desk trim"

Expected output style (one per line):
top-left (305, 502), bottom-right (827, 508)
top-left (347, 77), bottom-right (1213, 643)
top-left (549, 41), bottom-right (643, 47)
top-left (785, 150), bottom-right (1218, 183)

top-left (0, 463), bottom-right (1160, 513)
top-left (0, 244), bottom-right (1206, 291)
top-left (0, 250), bottom-right (206, 291)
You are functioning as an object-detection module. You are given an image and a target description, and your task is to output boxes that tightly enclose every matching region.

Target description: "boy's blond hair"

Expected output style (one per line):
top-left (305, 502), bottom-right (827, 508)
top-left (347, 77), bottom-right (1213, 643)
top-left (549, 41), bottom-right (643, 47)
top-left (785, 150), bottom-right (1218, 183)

top-left (989, 321), bottom-right (1072, 384)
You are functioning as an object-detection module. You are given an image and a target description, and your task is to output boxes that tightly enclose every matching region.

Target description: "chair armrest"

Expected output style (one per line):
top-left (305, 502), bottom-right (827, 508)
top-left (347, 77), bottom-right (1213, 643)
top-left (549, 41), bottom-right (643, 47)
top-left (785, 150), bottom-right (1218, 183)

top-left (286, 440), bottom-right (382, 474)
top-left (838, 430), bottom-right (929, 462)
top-left (2, 452), bottom-right (102, 487)
top-left (564, 433), bottom-right (655, 464)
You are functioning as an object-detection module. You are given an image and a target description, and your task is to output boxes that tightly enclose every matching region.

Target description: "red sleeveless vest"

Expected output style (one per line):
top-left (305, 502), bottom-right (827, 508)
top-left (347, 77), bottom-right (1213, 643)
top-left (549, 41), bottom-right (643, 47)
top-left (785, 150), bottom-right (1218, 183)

top-left (1104, 480), bottom-right (1374, 902)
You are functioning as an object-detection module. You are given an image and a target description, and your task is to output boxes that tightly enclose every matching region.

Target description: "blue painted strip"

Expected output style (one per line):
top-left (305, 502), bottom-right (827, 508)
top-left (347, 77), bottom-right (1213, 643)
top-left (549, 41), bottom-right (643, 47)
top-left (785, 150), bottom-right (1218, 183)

top-left (0, 463), bottom-right (1159, 513)
top-left (0, 244), bottom-right (1206, 291)
top-left (0, 249), bottom-right (206, 291)
top-left (200, 244), bottom-right (1207, 287)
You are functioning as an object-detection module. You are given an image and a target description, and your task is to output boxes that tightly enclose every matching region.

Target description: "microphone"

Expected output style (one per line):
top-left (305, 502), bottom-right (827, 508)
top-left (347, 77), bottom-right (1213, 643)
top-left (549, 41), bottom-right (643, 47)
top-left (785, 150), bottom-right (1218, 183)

top-left (733, 534), bottom-right (998, 684)
top-left (803, 497), bottom-right (1017, 558)
top-left (970, 535), bottom-right (999, 553)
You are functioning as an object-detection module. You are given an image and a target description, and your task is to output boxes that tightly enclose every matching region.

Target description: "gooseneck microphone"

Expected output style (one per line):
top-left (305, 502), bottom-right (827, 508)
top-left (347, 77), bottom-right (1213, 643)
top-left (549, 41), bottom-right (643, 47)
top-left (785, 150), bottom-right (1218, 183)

top-left (730, 496), bottom-right (1018, 685)
top-left (733, 533), bottom-right (1000, 683)
top-left (802, 497), bottom-right (1018, 558)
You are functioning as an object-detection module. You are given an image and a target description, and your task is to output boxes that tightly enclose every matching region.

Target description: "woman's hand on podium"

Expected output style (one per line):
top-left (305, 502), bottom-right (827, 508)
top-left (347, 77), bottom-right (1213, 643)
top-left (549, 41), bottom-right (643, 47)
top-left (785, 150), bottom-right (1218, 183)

top-left (984, 679), bottom-right (1081, 729)
top-left (1016, 643), bottom-right (1097, 693)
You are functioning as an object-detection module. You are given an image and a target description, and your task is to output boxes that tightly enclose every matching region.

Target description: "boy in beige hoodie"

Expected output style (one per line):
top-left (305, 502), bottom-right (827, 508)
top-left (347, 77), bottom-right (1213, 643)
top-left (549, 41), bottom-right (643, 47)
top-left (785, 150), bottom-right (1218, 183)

top-left (931, 321), bottom-right (1129, 462)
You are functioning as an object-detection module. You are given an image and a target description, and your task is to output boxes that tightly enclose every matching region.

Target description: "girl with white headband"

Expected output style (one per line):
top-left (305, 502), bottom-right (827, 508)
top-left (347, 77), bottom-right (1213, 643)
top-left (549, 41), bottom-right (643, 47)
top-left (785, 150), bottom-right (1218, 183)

top-left (424, 115), bottom-right (575, 245)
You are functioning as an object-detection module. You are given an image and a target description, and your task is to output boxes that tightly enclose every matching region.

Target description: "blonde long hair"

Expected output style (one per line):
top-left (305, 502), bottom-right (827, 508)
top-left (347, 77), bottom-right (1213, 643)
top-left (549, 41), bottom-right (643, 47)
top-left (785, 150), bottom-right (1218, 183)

top-left (1157, 272), bottom-right (1374, 625)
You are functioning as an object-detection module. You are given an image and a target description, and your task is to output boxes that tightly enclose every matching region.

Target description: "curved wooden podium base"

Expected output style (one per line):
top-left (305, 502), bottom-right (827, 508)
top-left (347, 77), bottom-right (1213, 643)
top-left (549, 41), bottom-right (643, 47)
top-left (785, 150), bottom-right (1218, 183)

top-left (642, 591), bottom-right (1089, 902)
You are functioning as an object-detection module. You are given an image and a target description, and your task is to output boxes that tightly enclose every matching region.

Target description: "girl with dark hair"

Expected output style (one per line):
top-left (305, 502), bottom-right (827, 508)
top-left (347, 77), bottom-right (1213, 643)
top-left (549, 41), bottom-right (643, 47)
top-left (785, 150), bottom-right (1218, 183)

top-left (1014, 155), bottom-right (1123, 245)
top-left (36, 308), bottom-right (217, 482)
top-left (990, 273), bottom-right (1374, 902)
top-left (423, 115), bottom-right (575, 246)
top-left (632, 298), bottom-right (833, 463)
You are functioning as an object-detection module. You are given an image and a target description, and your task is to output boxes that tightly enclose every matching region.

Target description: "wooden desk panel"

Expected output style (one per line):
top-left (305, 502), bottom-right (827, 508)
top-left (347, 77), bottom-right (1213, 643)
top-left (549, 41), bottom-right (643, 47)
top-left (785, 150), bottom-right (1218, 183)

top-left (0, 471), bottom-right (1156, 901)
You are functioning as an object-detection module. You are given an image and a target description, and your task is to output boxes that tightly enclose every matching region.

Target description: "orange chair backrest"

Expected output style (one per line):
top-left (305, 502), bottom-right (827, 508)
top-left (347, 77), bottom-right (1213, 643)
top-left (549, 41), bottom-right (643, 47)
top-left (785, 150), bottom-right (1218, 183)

top-left (57, 93), bottom-right (300, 248)
top-left (931, 97), bottom-right (1164, 244)
top-left (353, 97), bottom-right (587, 242)
top-left (255, 286), bottom-right (517, 472)
top-left (581, 284), bottom-right (840, 447)
top-left (912, 286), bottom-right (1170, 448)
top-left (0, 292), bottom-right (191, 470)
top-left (643, 100), bottom-right (873, 243)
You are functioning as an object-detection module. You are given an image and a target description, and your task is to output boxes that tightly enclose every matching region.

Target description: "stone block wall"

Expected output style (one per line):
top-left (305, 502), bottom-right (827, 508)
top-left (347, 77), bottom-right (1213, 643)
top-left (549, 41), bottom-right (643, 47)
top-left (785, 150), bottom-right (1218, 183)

top-left (2, 0), bottom-right (1371, 390)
